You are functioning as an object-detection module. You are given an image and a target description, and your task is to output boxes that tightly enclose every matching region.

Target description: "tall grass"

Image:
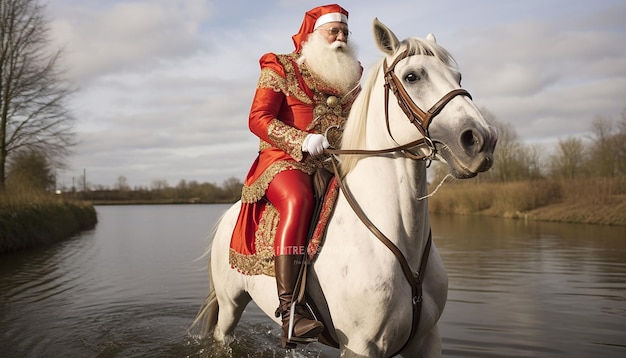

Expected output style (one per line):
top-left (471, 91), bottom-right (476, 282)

top-left (0, 190), bottom-right (98, 254)
top-left (427, 177), bottom-right (626, 225)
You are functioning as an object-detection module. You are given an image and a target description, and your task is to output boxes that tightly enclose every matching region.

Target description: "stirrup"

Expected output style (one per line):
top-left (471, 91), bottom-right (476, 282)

top-left (285, 303), bottom-right (321, 345)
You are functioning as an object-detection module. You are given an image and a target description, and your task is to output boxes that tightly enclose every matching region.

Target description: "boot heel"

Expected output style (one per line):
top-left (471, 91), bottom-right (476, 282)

top-left (282, 338), bottom-right (298, 349)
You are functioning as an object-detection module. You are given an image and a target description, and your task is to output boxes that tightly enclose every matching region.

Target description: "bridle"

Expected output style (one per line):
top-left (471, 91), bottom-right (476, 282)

top-left (323, 48), bottom-right (473, 355)
top-left (326, 49), bottom-right (472, 161)
top-left (383, 49), bottom-right (472, 159)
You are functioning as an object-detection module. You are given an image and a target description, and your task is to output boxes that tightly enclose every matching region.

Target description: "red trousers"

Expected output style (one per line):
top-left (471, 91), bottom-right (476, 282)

top-left (266, 170), bottom-right (314, 256)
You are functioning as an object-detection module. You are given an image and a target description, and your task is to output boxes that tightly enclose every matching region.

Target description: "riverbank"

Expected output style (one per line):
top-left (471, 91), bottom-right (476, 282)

top-left (427, 177), bottom-right (626, 226)
top-left (0, 194), bottom-right (98, 254)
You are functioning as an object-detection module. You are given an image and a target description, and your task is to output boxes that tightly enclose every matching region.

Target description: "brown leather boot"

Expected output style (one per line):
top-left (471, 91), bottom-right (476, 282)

top-left (274, 254), bottom-right (324, 348)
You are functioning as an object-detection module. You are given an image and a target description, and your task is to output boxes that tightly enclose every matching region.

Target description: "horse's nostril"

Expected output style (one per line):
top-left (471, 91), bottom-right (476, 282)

top-left (460, 129), bottom-right (482, 154)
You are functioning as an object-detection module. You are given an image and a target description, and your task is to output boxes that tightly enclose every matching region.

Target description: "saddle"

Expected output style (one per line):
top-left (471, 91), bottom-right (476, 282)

top-left (230, 168), bottom-right (341, 347)
top-left (298, 168), bottom-right (341, 348)
top-left (306, 168), bottom-right (336, 260)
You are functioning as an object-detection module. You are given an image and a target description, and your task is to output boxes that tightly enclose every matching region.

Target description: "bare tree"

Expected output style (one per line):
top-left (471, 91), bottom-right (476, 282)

top-left (587, 116), bottom-right (620, 178)
top-left (548, 137), bottom-right (587, 179)
top-left (151, 179), bottom-right (169, 191)
top-left (524, 144), bottom-right (544, 180)
top-left (482, 108), bottom-right (526, 181)
top-left (221, 176), bottom-right (244, 200)
top-left (115, 175), bottom-right (130, 191)
top-left (617, 110), bottom-right (626, 176)
top-left (0, 0), bottom-right (76, 190)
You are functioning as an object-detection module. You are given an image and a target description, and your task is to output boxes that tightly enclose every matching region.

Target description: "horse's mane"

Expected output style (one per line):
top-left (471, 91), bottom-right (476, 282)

top-left (339, 36), bottom-right (457, 176)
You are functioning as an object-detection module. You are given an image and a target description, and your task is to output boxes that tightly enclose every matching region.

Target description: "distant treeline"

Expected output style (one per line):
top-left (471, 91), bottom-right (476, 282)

top-left (71, 177), bottom-right (244, 204)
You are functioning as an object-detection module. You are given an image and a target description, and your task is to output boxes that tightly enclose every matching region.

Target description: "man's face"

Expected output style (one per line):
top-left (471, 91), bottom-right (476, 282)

top-left (314, 21), bottom-right (349, 44)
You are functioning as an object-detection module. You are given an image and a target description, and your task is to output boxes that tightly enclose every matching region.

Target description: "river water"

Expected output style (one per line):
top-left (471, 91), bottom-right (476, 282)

top-left (0, 204), bottom-right (624, 357)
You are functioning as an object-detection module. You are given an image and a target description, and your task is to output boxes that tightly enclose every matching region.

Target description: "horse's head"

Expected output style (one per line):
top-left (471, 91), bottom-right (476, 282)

top-left (369, 18), bottom-right (497, 179)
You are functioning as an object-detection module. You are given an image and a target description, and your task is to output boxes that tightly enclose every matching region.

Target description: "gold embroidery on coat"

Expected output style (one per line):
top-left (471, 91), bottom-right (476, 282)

top-left (229, 204), bottom-right (279, 276)
top-left (240, 157), bottom-right (327, 204)
top-left (256, 54), bottom-right (312, 105)
top-left (257, 67), bottom-right (286, 94)
top-left (278, 54), bottom-right (312, 104)
top-left (267, 119), bottom-right (307, 161)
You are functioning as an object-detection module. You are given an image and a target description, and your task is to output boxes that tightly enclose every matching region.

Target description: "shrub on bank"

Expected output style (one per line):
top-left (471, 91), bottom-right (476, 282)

top-left (0, 193), bottom-right (97, 254)
top-left (427, 177), bottom-right (626, 225)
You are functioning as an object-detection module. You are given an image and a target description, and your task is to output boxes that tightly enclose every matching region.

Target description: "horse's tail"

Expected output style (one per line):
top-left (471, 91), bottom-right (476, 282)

top-left (190, 259), bottom-right (219, 337)
top-left (190, 214), bottom-right (226, 338)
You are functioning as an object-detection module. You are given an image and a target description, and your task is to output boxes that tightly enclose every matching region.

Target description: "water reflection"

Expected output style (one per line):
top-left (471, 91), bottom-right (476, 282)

top-left (432, 214), bottom-right (626, 358)
top-left (0, 206), bottom-right (624, 357)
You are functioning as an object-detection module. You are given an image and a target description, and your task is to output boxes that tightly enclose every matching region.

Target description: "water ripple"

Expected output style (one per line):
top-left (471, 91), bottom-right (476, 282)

top-left (1, 207), bottom-right (625, 357)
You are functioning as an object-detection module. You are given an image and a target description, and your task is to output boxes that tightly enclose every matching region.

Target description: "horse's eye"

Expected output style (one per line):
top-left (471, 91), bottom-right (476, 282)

top-left (405, 72), bottom-right (419, 83)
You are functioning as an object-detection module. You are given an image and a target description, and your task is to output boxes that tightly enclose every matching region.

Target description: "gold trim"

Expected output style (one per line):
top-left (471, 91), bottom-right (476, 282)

top-left (267, 118), bottom-right (307, 161)
top-left (257, 67), bottom-right (286, 94)
top-left (276, 54), bottom-right (312, 104)
top-left (257, 54), bottom-right (312, 105)
top-left (229, 249), bottom-right (274, 276)
top-left (241, 159), bottom-right (325, 203)
top-left (241, 161), bottom-right (295, 203)
top-left (229, 204), bottom-right (279, 276)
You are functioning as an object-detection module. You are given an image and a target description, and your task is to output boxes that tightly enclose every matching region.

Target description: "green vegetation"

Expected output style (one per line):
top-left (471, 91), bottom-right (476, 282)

top-left (0, 191), bottom-right (97, 254)
top-left (0, 149), bottom-right (96, 254)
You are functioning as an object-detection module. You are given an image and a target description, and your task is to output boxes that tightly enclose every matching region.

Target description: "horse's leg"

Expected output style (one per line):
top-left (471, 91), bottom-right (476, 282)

top-left (208, 204), bottom-right (252, 345)
top-left (399, 324), bottom-right (442, 358)
top-left (421, 324), bottom-right (442, 358)
top-left (212, 278), bottom-right (251, 344)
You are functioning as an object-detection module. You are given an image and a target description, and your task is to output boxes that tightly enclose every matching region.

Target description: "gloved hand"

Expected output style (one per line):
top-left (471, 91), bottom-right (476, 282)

top-left (302, 134), bottom-right (330, 156)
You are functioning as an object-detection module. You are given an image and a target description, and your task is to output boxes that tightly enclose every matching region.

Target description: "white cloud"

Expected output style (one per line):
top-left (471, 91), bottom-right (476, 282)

top-left (49, 0), bottom-right (213, 83)
top-left (42, 0), bottom-right (626, 188)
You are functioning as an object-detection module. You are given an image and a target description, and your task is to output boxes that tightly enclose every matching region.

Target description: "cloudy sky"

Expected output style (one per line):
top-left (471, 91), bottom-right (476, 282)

top-left (45, 0), bottom-right (626, 189)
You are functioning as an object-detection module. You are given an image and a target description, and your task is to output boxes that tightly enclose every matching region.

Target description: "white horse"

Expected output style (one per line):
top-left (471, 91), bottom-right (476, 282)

top-left (194, 19), bottom-right (497, 357)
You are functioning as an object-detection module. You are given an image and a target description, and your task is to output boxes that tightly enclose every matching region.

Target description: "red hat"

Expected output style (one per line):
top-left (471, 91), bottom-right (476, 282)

top-left (292, 4), bottom-right (349, 52)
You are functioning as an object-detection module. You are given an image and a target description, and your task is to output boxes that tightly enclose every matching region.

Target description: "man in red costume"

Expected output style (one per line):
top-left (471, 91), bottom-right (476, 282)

top-left (228, 4), bottom-right (362, 348)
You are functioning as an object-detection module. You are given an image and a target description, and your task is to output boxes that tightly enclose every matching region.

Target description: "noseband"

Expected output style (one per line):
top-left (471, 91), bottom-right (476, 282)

top-left (383, 49), bottom-right (472, 159)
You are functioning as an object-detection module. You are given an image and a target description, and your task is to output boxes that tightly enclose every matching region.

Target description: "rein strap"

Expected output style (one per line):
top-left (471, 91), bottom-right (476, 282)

top-left (330, 157), bottom-right (432, 355)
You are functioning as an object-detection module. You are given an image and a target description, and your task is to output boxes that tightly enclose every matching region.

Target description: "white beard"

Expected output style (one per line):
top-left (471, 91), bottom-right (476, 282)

top-left (298, 32), bottom-right (361, 95)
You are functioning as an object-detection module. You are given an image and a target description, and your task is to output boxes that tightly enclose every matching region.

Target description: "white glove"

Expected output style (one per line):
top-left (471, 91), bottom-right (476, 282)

top-left (302, 134), bottom-right (329, 156)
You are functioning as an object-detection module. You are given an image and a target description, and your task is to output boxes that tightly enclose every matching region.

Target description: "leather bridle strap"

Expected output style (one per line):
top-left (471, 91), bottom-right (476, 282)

top-left (383, 50), bottom-right (473, 141)
top-left (325, 137), bottom-right (427, 159)
top-left (330, 157), bottom-right (432, 355)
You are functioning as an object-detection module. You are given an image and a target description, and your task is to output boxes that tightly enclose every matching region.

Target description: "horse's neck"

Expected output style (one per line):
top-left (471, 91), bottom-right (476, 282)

top-left (344, 156), bottom-right (430, 256)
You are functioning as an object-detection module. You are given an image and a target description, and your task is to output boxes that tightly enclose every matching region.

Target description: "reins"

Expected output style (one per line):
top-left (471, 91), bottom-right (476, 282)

top-left (319, 48), bottom-right (472, 355)
top-left (329, 157), bottom-right (431, 356)
top-left (325, 138), bottom-right (430, 160)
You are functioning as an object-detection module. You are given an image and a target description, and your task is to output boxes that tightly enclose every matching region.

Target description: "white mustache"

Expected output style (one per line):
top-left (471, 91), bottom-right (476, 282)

top-left (330, 41), bottom-right (346, 50)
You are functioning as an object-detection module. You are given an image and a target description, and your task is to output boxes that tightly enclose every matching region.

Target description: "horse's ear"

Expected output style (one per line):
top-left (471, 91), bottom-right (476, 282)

top-left (426, 33), bottom-right (437, 43)
top-left (372, 18), bottom-right (400, 55)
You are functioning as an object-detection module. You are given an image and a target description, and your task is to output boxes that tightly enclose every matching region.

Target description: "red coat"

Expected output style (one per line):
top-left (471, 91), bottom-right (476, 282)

top-left (229, 52), bottom-right (360, 274)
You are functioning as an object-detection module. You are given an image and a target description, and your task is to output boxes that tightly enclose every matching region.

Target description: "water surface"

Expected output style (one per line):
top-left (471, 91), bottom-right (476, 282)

top-left (0, 205), bottom-right (624, 357)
